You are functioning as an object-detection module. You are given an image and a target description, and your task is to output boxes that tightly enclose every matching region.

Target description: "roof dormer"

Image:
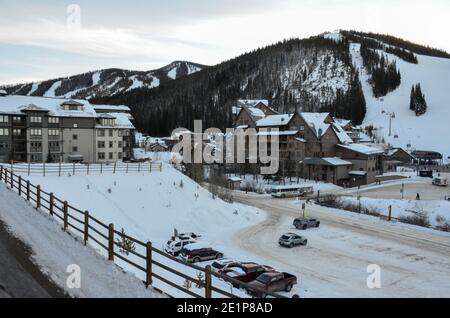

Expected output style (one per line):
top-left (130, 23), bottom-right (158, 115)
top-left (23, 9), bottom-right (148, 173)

top-left (61, 100), bottom-right (84, 111)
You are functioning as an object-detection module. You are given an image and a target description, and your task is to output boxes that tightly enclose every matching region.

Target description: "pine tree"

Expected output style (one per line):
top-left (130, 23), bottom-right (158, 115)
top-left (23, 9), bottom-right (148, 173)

top-left (116, 228), bottom-right (136, 256)
top-left (409, 83), bottom-right (427, 116)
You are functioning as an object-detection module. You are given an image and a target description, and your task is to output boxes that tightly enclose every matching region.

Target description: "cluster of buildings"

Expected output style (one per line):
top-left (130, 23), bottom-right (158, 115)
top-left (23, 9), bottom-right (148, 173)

top-left (0, 91), bottom-right (135, 164)
top-left (231, 99), bottom-right (414, 186)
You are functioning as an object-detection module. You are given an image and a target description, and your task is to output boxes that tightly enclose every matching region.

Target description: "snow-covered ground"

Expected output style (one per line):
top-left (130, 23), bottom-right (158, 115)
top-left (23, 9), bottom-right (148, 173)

top-left (13, 163), bottom-right (268, 297)
top-left (350, 42), bottom-right (450, 160)
top-left (0, 184), bottom-right (165, 298)
top-left (227, 173), bottom-right (341, 194)
top-left (337, 197), bottom-right (450, 228)
top-left (133, 148), bottom-right (177, 162)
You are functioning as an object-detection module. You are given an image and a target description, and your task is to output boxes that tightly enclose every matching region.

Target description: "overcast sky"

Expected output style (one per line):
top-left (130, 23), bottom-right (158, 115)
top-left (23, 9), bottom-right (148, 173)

top-left (1, 0), bottom-right (449, 85)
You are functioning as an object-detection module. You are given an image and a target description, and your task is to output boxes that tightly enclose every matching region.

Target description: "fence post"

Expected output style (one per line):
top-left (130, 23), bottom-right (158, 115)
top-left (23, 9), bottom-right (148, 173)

top-left (0, 165), bottom-right (3, 181)
top-left (84, 211), bottom-right (89, 246)
top-left (126, 163), bottom-right (129, 174)
top-left (43, 162), bottom-right (45, 177)
top-left (36, 185), bottom-right (41, 209)
top-left (160, 163), bottom-right (162, 172)
top-left (146, 242), bottom-right (153, 287)
top-left (138, 163), bottom-right (140, 173)
top-left (388, 205), bottom-right (392, 221)
top-left (113, 162), bottom-right (116, 174)
top-left (58, 161), bottom-right (61, 177)
top-left (10, 169), bottom-right (13, 189)
top-left (205, 265), bottom-right (212, 298)
top-left (150, 163), bottom-right (152, 173)
top-left (4, 168), bottom-right (8, 186)
top-left (87, 163), bottom-right (90, 175)
top-left (73, 163), bottom-right (75, 175)
top-left (28, 161), bottom-right (30, 176)
top-left (100, 163), bottom-right (103, 174)
top-left (63, 201), bottom-right (68, 231)
top-left (49, 193), bottom-right (54, 216)
top-left (18, 176), bottom-right (22, 196)
top-left (108, 223), bottom-right (114, 261)
top-left (26, 181), bottom-right (30, 201)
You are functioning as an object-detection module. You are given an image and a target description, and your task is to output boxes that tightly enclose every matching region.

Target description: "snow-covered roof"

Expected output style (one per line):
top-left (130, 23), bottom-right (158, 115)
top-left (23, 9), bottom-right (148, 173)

top-left (246, 107), bottom-right (266, 120)
top-left (303, 157), bottom-right (352, 166)
top-left (257, 130), bottom-right (298, 136)
top-left (300, 112), bottom-right (332, 137)
top-left (237, 99), bottom-right (269, 107)
top-left (332, 124), bottom-right (353, 144)
top-left (257, 114), bottom-right (294, 127)
top-left (227, 177), bottom-right (242, 182)
top-left (349, 171), bottom-right (367, 176)
top-left (0, 89), bottom-right (7, 95)
top-left (0, 95), bottom-right (97, 118)
top-left (338, 143), bottom-right (384, 155)
top-left (333, 118), bottom-right (352, 129)
top-left (232, 106), bottom-right (242, 115)
top-left (93, 104), bottom-right (131, 112)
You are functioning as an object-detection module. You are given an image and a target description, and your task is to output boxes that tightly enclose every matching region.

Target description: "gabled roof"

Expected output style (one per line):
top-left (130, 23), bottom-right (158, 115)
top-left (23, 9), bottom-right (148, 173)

top-left (237, 99), bottom-right (269, 107)
top-left (333, 118), bottom-right (352, 129)
top-left (19, 104), bottom-right (50, 112)
top-left (337, 143), bottom-right (384, 155)
top-left (303, 157), bottom-right (353, 167)
top-left (61, 100), bottom-right (84, 106)
top-left (256, 114), bottom-right (294, 127)
top-left (332, 123), bottom-right (353, 144)
top-left (300, 112), bottom-right (333, 138)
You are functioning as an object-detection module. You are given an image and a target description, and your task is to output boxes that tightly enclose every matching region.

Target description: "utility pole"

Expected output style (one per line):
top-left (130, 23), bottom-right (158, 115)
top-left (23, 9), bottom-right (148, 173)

top-left (401, 183), bottom-right (405, 200)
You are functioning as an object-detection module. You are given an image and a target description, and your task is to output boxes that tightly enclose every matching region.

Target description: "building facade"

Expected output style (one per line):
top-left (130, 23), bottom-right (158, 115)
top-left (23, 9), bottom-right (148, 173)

top-left (0, 95), bottom-right (135, 163)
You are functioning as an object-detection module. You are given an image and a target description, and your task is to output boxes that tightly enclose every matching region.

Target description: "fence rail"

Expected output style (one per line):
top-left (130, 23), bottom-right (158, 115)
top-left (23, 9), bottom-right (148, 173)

top-left (0, 165), bottom-right (286, 299)
top-left (5, 161), bottom-right (163, 176)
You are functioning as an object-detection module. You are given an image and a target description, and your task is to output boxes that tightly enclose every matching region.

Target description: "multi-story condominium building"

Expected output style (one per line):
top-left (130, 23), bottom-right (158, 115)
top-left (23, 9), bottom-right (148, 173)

top-left (0, 94), bottom-right (135, 163)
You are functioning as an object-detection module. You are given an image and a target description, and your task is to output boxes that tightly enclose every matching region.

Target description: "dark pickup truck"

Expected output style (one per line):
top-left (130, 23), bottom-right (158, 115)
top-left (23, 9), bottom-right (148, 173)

top-left (247, 271), bottom-right (297, 297)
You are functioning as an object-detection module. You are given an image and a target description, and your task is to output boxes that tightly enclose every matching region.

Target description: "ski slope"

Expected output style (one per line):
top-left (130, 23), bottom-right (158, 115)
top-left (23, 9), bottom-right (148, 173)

top-left (350, 43), bottom-right (450, 160)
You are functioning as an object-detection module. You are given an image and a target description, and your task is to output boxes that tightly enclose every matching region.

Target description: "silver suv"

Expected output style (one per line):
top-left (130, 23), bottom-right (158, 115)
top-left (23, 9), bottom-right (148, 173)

top-left (293, 217), bottom-right (320, 230)
top-left (278, 233), bottom-right (308, 248)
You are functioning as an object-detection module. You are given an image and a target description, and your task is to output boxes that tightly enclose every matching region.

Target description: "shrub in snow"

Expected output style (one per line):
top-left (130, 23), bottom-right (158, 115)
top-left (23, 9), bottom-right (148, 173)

top-left (86, 185), bottom-right (90, 190)
top-left (107, 188), bottom-right (112, 194)
top-left (179, 180), bottom-right (184, 189)
top-left (195, 272), bottom-right (205, 289)
top-left (116, 228), bottom-right (136, 256)
top-left (233, 210), bottom-right (238, 215)
top-left (183, 279), bottom-right (192, 290)
top-left (398, 213), bottom-right (430, 228)
top-left (435, 215), bottom-right (450, 232)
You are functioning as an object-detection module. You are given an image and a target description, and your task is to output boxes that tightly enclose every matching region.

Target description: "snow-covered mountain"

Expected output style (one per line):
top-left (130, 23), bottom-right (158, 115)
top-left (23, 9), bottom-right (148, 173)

top-left (2, 61), bottom-right (205, 100)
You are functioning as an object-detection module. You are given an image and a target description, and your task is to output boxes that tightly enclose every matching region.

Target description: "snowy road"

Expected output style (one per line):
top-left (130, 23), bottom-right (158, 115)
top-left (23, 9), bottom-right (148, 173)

top-left (233, 192), bottom-right (450, 297)
top-left (0, 220), bottom-right (68, 298)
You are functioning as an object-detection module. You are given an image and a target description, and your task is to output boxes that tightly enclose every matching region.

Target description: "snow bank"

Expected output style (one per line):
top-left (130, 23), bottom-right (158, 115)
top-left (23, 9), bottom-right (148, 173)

top-left (0, 184), bottom-right (165, 298)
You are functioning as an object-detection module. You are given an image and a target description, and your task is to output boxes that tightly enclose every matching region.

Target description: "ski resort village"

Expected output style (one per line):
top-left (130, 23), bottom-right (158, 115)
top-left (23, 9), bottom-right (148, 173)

top-left (1, 4), bottom-right (450, 301)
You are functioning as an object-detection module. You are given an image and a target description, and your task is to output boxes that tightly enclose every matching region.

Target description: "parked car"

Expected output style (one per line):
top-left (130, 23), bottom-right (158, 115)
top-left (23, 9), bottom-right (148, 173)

top-left (164, 237), bottom-right (197, 256)
top-left (211, 259), bottom-right (240, 273)
top-left (278, 233), bottom-right (308, 248)
top-left (293, 217), bottom-right (320, 230)
top-left (179, 243), bottom-right (223, 263)
top-left (247, 272), bottom-right (297, 297)
top-left (222, 263), bottom-right (275, 286)
top-left (432, 177), bottom-right (448, 187)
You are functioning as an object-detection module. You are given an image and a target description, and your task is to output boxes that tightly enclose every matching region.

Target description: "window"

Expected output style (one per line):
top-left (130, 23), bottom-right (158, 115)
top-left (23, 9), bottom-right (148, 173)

top-left (13, 116), bottom-right (22, 123)
top-left (13, 129), bottom-right (22, 136)
top-left (118, 130), bottom-right (123, 137)
top-left (118, 141), bottom-right (122, 148)
top-left (48, 129), bottom-right (60, 136)
top-left (124, 130), bottom-right (130, 136)
top-left (98, 141), bottom-right (106, 148)
top-left (72, 134), bottom-right (78, 140)
top-left (72, 146), bottom-right (78, 152)
top-left (30, 115), bottom-right (42, 123)
top-left (109, 141), bottom-right (113, 148)
top-left (109, 152), bottom-right (114, 160)
top-left (118, 152), bottom-right (122, 159)
top-left (48, 117), bottom-right (59, 124)
top-left (49, 141), bottom-right (59, 148)
top-left (98, 152), bottom-right (105, 160)
top-left (299, 125), bottom-right (305, 131)
top-left (109, 129), bottom-right (113, 137)
top-left (69, 105), bottom-right (79, 111)
top-left (31, 142), bottom-right (42, 148)
top-left (0, 115), bottom-right (8, 123)
top-left (30, 128), bottom-right (42, 136)
top-left (0, 142), bottom-right (9, 149)
top-left (73, 123), bottom-right (78, 128)
top-left (97, 130), bottom-right (105, 137)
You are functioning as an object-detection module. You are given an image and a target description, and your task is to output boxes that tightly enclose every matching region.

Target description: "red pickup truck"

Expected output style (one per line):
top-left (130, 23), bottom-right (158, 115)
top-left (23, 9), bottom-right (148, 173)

top-left (247, 271), bottom-right (297, 297)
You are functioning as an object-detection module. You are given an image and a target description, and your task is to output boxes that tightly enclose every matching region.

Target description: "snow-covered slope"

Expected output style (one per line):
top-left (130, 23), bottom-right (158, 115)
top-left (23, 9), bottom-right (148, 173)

top-left (3, 61), bottom-right (205, 100)
top-left (350, 42), bottom-right (450, 159)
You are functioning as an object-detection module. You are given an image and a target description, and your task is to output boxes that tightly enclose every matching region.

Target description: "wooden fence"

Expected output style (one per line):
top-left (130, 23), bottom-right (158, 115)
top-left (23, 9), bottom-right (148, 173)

top-left (0, 165), bottom-right (285, 299)
top-left (6, 161), bottom-right (163, 176)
